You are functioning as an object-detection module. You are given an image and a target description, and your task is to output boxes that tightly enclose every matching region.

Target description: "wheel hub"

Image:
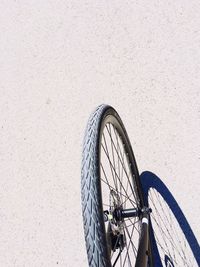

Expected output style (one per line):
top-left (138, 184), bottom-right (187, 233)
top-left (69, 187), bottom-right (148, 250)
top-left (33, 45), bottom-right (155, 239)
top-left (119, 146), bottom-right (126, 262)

top-left (104, 190), bottom-right (152, 253)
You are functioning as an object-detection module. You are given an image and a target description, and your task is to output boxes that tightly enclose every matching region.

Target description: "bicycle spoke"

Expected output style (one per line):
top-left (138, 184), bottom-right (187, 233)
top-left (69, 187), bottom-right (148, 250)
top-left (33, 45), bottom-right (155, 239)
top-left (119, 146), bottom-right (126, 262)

top-left (100, 169), bottom-right (136, 206)
top-left (102, 133), bottom-right (118, 192)
top-left (101, 143), bottom-right (137, 207)
top-left (123, 222), bottom-right (137, 260)
top-left (105, 125), bottom-right (138, 205)
top-left (100, 120), bottom-right (142, 266)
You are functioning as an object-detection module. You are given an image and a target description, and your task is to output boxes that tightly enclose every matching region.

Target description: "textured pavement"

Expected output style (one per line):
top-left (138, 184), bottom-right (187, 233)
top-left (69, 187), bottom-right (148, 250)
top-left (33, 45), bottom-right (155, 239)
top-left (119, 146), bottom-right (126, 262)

top-left (0, 1), bottom-right (200, 266)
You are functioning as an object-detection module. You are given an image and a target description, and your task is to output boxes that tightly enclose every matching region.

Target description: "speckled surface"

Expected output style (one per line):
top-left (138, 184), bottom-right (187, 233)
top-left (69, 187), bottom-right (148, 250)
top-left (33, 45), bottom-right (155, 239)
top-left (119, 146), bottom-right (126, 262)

top-left (0, 1), bottom-right (199, 266)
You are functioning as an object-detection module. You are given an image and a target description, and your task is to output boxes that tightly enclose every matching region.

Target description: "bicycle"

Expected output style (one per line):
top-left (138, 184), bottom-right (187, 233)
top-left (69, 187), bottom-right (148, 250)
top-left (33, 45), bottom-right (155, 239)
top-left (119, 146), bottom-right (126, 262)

top-left (81, 104), bottom-right (199, 267)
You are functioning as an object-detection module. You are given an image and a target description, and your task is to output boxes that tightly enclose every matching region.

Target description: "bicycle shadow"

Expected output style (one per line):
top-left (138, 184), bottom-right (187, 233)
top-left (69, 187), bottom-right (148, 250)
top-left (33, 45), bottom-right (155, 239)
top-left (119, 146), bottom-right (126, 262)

top-left (140, 171), bottom-right (200, 267)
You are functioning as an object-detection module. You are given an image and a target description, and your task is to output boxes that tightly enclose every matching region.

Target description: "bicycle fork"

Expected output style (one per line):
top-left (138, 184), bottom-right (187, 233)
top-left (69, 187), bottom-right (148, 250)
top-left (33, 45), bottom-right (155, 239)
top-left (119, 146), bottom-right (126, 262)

top-left (135, 207), bottom-right (151, 267)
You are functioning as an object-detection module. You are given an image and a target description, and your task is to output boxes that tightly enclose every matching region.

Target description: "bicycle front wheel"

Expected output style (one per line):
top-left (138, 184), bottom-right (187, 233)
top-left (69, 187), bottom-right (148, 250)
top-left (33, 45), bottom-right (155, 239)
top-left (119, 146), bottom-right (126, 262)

top-left (81, 104), bottom-right (151, 266)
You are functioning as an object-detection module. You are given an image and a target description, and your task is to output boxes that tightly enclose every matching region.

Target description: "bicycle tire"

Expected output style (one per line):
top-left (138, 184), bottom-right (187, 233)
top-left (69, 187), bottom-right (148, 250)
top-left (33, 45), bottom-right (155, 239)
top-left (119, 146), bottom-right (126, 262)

top-left (81, 104), bottom-right (152, 267)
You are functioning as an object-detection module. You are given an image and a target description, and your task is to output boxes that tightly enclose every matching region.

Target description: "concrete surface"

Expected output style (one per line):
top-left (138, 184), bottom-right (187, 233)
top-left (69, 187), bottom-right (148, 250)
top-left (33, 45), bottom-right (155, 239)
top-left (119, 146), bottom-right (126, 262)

top-left (0, 1), bottom-right (199, 266)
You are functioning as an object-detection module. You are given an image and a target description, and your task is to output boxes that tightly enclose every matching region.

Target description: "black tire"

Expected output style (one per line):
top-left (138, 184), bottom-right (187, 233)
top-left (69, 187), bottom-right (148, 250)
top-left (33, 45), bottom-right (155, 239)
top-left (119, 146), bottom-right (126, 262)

top-left (81, 104), bottom-right (150, 267)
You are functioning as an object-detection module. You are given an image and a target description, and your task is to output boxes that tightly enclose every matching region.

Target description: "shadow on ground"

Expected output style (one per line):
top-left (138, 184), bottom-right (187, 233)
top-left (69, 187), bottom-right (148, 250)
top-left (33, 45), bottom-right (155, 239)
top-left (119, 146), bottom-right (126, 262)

top-left (140, 171), bottom-right (200, 267)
